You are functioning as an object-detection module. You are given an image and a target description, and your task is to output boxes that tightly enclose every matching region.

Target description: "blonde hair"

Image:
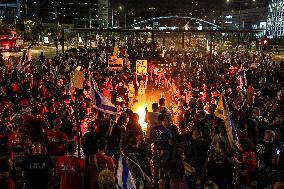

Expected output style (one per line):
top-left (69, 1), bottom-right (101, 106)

top-left (98, 169), bottom-right (116, 189)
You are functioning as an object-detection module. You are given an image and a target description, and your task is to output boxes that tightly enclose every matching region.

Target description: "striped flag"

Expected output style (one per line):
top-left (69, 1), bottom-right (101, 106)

top-left (89, 76), bottom-right (117, 115)
top-left (17, 46), bottom-right (32, 73)
top-left (99, 49), bottom-right (107, 64)
top-left (239, 64), bottom-right (247, 90)
top-left (40, 59), bottom-right (48, 70)
top-left (215, 94), bottom-right (239, 147)
top-left (117, 154), bottom-right (136, 189)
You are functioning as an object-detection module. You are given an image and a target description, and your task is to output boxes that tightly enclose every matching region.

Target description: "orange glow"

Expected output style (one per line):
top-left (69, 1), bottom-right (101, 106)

top-left (134, 103), bottom-right (148, 132)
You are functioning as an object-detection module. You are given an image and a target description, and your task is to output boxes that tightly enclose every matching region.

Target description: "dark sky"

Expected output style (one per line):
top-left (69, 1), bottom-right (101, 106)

top-left (110, 0), bottom-right (224, 12)
top-left (110, 0), bottom-right (268, 14)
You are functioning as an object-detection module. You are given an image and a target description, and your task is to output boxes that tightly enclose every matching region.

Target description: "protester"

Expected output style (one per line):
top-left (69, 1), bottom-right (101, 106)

top-left (97, 169), bottom-right (116, 189)
top-left (150, 114), bottom-right (173, 188)
top-left (89, 138), bottom-right (115, 189)
top-left (23, 142), bottom-right (51, 189)
top-left (0, 157), bottom-right (15, 189)
top-left (47, 118), bottom-right (68, 164)
top-left (56, 141), bottom-right (84, 189)
top-left (0, 39), bottom-right (283, 189)
top-left (145, 103), bottom-right (160, 139)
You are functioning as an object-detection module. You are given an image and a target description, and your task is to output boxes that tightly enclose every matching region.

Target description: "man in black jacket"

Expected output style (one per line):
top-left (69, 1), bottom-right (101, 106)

top-left (187, 128), bottom-right (209, 185)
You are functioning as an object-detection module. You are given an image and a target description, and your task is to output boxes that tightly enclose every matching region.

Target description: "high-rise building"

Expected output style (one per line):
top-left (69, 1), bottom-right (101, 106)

top-left (23, 0), bottom-right (101, 28)
top-left (267, 0), bottom-right (284, 37)
top-left (0, 0), bottom-right (21, 19)
top-left (222, 7), bottom-right (268, 29)
top-left (98, 0), bottom-right (110, 28)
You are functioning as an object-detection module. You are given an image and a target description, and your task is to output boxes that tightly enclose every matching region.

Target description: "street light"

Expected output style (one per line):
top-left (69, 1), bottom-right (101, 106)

top-left (124, 12), bottom-right (135, 28)
top-left (111, 6), bottom-right (123, 28)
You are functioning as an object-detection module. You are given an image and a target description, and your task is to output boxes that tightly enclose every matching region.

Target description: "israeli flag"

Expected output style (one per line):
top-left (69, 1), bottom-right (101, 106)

top-left (117, 155), bottom-right (136, 189)
top-left (17, 45), bottom-right (32, 73)
top-left (100, 49), bottom-right (107, 64)
top-left (89, 76), bottom-right (117, 115)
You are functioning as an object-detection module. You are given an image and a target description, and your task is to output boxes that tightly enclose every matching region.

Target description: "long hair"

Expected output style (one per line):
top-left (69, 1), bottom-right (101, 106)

top-left (168, 148), bottom-right (185, 180)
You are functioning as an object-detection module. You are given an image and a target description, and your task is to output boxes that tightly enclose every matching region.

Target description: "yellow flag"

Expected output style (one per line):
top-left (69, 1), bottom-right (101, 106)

top-left (214, 94), bottom-right (225, 120)
top-left (214, 94), bottom-right (239, 148)
top-left (113, 42), bottom-right (120, 56)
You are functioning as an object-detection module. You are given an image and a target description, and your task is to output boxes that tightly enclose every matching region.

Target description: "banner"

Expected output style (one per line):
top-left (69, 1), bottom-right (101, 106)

top-left (136, 60), bottom-right (147, 75)
top-left (108, 55), bottom-right (123, 70)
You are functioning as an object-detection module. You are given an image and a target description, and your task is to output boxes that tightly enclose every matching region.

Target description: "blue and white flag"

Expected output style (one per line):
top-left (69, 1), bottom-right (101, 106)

top-left (40, 59), bottom-right (49, 70)
top-left (99, 49), bottom-right (107, 64)
top-left (215, 94), bottom-right (239, 148)
top-left (89, 76), bottom-right (117, 115)
top-left (239, 64), bottom-right (247, 90)
top-left (117, 154), bottom-right (136, 189)
top-left (17, 45), bottom-right (32, 73)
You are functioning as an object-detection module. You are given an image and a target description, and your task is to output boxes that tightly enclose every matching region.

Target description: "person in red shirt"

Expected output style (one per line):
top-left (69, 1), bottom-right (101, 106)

top-left (56, 141), bottom-right (84, 189)
top-left (233, 139), bottom-right (257, 189)
top-left (47, 118), bottom-right (68, 163)
top-left (89, 138), bottom-right (115, 189)
top-left (0, 157), bottom-right (15, 189)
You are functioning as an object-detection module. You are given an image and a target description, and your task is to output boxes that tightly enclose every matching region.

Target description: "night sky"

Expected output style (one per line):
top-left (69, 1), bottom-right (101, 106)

top-left (111, 0), bottom-right (226, 11)
top-left (110, 0), bottom-right (269, 14)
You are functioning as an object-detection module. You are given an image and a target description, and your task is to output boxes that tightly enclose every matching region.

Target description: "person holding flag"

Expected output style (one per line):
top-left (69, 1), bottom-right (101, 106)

top-left (89, 75), bottom-right (117, 115)
top-left (238, 64), bottom-right (247, 91)
top-left (116, 153), bottom-right (136, 189)
top-left (17, 45), bottom-right (32, 73)
top-left (214, 92), bottom-right (239, 148)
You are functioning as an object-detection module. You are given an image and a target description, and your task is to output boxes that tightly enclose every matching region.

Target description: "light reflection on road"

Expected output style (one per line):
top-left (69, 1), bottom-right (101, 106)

top-left (1, 46), bottom-right (59, 60)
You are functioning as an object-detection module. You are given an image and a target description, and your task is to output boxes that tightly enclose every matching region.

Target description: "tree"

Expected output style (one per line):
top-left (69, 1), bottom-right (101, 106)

top-left (0, 22), bottom-right (12, 35)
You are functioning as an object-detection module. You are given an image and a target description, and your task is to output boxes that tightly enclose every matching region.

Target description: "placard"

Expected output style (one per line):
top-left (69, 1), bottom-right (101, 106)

top-left (108, 55), bottom-right (123, 70)
top-left (136, 60), bottom-right (147, 75)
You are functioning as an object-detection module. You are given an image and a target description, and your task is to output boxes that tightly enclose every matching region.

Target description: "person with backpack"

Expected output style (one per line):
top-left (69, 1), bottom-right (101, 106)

top-left (89, 137), bottom-right (115, 189)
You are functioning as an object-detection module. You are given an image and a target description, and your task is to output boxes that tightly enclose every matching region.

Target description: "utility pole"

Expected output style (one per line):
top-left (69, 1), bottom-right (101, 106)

top-left (124, 13), bottom-right (127, 28)
top-left (89, 0), bottom-right (92, 28)
top-left (54, 0), bottom-right (59, 56)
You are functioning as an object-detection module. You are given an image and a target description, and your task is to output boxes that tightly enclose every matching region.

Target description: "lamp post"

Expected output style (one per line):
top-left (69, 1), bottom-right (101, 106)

top-left (124, 12), bottom-right (134, 28)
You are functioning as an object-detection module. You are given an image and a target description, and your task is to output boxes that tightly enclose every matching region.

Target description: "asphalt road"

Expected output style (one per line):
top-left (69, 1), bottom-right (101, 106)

top-left (1, 46), bottom-right (60, 60)
top-left (1, 46), bottom-right (284, 62)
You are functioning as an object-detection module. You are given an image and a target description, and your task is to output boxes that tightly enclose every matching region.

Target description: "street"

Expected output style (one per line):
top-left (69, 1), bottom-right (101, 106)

top-left (1, 46), bottom-right (60, 60)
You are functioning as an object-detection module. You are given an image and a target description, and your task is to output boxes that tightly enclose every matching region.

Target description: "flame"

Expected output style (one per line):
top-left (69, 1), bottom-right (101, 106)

top-left (134, 103), bottom-right (148, 132)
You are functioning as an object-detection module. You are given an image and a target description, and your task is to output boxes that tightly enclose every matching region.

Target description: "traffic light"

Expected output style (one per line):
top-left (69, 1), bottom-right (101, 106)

top-left (262, 35), bottom-right (269, 45)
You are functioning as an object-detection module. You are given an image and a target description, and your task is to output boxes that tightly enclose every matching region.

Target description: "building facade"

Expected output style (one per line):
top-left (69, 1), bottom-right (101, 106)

top-left (23, 0), bottom-right (104, 28)
top-left (267, 0), bottom-right (284, 37)
top-left (0, 0), bottom-right (21, 19)
top-left (222, 7), bottom-right (268, 30)
top-left (98, 0), bottom-right (110, 28)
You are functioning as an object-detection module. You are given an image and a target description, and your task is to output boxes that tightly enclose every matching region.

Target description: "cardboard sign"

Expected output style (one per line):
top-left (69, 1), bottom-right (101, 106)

top-left (72, 69), bottom-right (84, 89)
top-left (108, 56), bottom-right (123, 70)
top-left (136, 60), bottom-right (147, 75)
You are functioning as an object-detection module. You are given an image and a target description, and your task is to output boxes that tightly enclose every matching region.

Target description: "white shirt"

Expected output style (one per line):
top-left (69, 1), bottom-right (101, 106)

top-left (145, 112), bottom-right (160, 138)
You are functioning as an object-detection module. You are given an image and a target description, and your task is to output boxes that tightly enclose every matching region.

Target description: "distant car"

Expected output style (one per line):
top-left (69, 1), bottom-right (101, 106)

top-left (0, 36), bottom-right (24, 51)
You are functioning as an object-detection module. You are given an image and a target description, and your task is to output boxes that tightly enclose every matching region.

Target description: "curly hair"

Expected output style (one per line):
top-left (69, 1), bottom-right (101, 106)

top-left (98, 169), bottom-right (116, 189)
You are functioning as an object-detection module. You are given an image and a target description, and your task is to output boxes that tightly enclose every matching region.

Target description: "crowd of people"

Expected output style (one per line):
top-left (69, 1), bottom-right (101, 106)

top-left (0, 39), bottom-right (283, 189)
